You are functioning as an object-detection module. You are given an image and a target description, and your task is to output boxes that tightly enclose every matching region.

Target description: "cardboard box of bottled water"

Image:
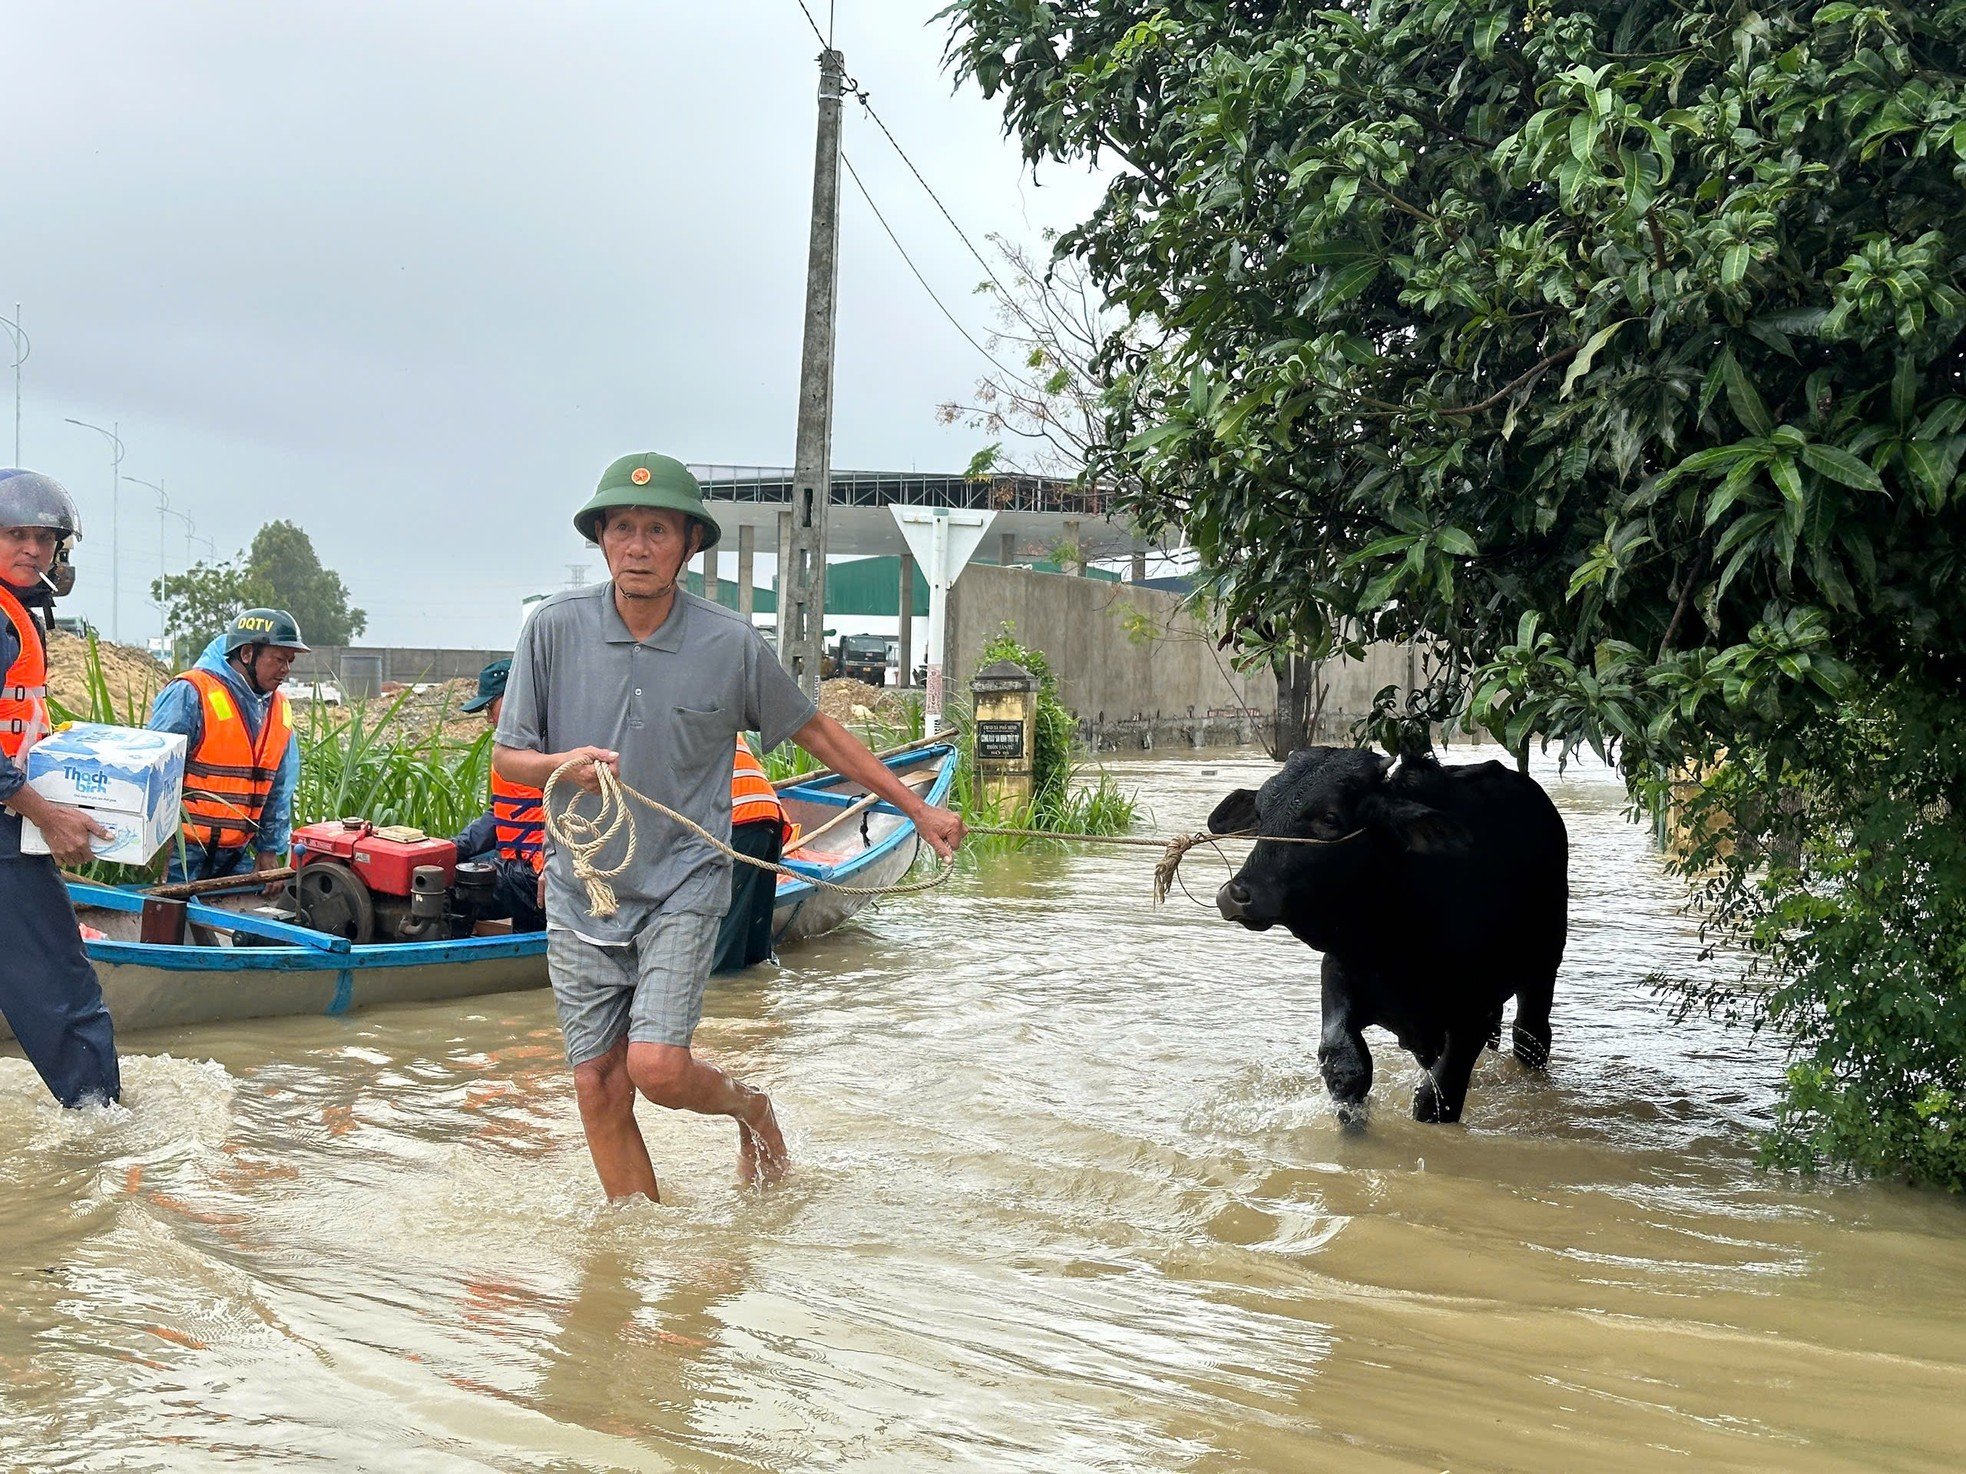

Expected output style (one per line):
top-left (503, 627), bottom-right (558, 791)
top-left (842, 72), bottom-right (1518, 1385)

top-left (19, 723), bottom-right (187, 865)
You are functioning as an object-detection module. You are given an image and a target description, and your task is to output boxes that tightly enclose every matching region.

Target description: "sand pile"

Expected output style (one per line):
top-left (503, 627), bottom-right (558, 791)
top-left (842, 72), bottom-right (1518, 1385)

top-left (43, 629), bottom-right (170, 720)
top-left (819, 677), bottom-right (910, 728)
top-left (358, 678), bottom-right (488, 747)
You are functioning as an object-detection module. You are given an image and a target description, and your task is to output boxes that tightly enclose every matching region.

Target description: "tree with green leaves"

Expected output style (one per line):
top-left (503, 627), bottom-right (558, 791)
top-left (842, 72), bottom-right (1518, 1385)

top-left (152, 520), bottom-right (366, 665)
top-left (152, 556), bottom-right (260, 667)
top-left (245, 520), bottom-right (366, 647)
top-left (944, 1), bottom-right (1966, 1185)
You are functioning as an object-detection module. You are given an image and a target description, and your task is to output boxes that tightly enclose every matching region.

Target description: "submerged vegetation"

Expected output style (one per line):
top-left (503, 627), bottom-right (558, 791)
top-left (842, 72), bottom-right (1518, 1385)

top-left (48, 638), bottom-right (493, 881)
top-left (49, 631), bottom-right (1139, 883)
top-left (767, 623), bottom-right (1140, 850)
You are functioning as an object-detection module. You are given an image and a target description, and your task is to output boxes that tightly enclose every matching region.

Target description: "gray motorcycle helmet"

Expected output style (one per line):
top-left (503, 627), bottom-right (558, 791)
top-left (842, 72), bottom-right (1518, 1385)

top-left (0, 469), bottom-right (83, 540)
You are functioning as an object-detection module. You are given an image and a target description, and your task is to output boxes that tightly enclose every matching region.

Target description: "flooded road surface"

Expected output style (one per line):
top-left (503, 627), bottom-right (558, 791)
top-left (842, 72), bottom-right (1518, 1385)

top-left (4, 747), bottom-right (1963, 1472)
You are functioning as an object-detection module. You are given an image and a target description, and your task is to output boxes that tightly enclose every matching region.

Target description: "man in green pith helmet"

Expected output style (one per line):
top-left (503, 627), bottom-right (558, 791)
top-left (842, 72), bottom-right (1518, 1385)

top-left (493, 453), bottom-right (964, 1201)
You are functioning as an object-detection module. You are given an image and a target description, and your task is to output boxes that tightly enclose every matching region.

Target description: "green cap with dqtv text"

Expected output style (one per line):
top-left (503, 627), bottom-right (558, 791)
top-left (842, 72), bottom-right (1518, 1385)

top-left (573, 453), bottom-right (722, 551)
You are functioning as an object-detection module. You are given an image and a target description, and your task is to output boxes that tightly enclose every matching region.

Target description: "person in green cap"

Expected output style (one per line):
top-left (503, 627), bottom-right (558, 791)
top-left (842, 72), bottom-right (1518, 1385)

top-left (492, 453), bottom-right (964, 1201)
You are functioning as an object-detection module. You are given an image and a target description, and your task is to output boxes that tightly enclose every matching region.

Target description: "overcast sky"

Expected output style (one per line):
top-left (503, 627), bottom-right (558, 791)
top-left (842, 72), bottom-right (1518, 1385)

top-left (3, 1), bottom-right (1105, 647)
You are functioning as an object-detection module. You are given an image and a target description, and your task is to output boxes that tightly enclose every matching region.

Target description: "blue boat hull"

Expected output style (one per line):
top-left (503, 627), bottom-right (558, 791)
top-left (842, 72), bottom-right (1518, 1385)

top-left (10, 744), bottom-right (956, 1039)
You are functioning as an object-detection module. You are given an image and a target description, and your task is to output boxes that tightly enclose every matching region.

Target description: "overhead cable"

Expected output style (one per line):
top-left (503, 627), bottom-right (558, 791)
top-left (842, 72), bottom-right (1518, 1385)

top-left (839, 150), bottom-right (1042, 394)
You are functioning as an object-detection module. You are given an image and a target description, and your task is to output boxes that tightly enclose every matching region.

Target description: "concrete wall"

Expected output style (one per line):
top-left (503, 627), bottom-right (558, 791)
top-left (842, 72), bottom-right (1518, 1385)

top-left (945, 565), bottom-right (1421, 750)
top-left (293, 646), bottom-right (509, 699)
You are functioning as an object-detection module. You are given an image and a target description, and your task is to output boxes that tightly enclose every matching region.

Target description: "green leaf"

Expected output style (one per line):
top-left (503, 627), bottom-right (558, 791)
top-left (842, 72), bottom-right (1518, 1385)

top-left (1325, 258), bottom-right (1380, 305)
top-left (1722, 242), bottom-right (1751, 287)
top-left (1122, 421), bottom-right (1190, 453)
top-left (1434, 526), bottom-right (1479, 557)
top-left (1799, 442), bottom-right (1884, 492)
top-left (1903, 438), bottom-right (1964, 510)
top-left (1892, 356), bottom-right (1917, 426)
top-left (1718, 350), bottom-right (1773, 438)
top-left (1346, 533), bottom-right (1419, 564)
top-left (1561, 319), bottom-right (1631, 399)
top-left (1294, 240), bottom-right (1377, 267)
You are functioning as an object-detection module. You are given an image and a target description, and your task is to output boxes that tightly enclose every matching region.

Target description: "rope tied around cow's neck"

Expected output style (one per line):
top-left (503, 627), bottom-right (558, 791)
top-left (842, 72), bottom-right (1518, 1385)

top-left (539, 755), bottom-right (1363, 919)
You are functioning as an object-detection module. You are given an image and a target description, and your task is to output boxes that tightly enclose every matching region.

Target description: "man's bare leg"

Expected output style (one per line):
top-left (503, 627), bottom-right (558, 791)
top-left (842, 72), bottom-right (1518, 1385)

top-left (572, 1039), bottom-right (661, 1201)
top-left (624, 1042), bottom-right (788, 1186)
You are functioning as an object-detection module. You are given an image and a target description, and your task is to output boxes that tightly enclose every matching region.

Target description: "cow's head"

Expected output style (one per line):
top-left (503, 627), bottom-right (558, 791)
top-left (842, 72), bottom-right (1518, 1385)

top-left (1210, 747), bottom-right (1467, 940)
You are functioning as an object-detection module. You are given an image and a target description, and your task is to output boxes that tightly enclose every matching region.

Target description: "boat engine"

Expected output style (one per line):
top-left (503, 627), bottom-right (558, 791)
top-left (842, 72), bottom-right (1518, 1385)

top-left (288, 818), bottom-right (496, 944)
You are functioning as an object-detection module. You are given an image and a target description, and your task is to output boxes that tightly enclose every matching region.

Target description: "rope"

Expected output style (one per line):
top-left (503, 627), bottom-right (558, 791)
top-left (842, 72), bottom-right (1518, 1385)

top-left (541, 757), bottom-right (1361, 920)
top-left (543, 758), bottom-right (958, 919)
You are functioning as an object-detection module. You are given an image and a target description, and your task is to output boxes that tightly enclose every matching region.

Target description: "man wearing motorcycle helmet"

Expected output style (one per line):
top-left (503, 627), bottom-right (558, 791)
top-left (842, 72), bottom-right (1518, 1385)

top-left (0, 469), bottom-right (122, 1107)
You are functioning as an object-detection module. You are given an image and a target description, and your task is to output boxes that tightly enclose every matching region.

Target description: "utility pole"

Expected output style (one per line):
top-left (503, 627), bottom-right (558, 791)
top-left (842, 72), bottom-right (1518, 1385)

top-left (66, 417), bottom-right (125, 643)
top-left (123, 474), bottom-right (170, 641)
top-left (779, 45), bottom-right (844, 699)
top-left (1, 305), bottom-right (25, 465)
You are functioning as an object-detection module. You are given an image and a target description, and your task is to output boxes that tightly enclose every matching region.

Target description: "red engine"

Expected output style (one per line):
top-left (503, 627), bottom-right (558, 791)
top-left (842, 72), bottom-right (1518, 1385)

top-left (292, 818), bottom-right (457, 894)
top-left (288, 818), bottom-right (491, 944)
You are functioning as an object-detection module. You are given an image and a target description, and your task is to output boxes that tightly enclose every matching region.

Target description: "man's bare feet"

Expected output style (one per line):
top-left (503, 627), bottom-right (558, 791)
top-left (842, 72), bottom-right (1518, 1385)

top-left (736, 1092), bottom-right (789, 1187)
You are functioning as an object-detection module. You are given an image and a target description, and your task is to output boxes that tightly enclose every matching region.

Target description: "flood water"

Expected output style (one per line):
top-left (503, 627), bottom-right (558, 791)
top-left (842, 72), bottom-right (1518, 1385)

top-left (4, 746), bottom-right (1963, 1472)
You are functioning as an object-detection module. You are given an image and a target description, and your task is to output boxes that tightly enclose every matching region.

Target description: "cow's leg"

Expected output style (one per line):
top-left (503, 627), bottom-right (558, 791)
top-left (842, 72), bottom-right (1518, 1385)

top-left (1413, 1029), bottom-right (1486, 1123)
top-left (1512, 967), bottom-right (1556, 1070)
top-left (1317, 957), bottom-right (1373, 1126)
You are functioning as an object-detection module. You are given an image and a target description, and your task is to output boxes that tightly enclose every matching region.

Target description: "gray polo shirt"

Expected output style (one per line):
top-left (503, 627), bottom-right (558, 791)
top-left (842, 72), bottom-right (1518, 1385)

top-left (496, 584), bottom-right (817, 944)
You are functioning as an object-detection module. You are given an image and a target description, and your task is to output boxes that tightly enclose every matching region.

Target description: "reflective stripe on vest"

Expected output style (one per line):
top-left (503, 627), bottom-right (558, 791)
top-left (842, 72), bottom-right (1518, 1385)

top-left (0, 585), bottom-right (50, 761)
top-left (490, 769), bottom-right (545, 872)
top-left (178, 668), bottom-right (293, 850)
top-left (731, 735), bottom-right (790, 838)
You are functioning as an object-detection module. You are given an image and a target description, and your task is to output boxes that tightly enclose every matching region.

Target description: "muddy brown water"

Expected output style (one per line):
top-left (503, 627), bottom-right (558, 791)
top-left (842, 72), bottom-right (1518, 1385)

top-left (4, 747), bottom-right (1963, 1472)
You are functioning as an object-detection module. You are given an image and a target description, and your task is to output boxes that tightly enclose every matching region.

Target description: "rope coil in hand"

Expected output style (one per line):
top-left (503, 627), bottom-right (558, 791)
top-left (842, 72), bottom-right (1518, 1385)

top-left (540, 756), bottom-right (1363, 920)
top-left (543, 757), bottom-right (961, 920)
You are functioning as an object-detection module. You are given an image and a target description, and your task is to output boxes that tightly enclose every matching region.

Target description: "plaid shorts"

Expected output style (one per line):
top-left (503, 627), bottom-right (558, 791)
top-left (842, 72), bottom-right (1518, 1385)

top-left (545, 910), bottom-right (722, 1065)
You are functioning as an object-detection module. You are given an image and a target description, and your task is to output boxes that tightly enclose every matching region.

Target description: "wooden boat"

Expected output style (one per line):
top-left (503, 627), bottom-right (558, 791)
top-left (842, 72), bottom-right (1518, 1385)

top-left (772, 738), bottom-right (957, 945)
top-left (17, 742), bottom-right (957, 1039)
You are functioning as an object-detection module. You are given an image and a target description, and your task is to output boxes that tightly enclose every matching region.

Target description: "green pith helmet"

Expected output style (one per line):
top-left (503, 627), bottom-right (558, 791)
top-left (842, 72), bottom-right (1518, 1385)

top-left (222, 607), bottom-right (309, 656)
top-left (573, 453), bottom-right (722, 551)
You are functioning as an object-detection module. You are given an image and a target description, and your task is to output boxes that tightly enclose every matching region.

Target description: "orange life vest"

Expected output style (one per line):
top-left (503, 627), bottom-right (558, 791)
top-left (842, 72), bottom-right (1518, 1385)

top-left (0, 584), bottom-right (51, 763)
top-left (731, 735), bottom-right (791, 840)
top-left (177, 667), bottom-right (294, 851)
top-left (491, 768), bottom-right (546, 872)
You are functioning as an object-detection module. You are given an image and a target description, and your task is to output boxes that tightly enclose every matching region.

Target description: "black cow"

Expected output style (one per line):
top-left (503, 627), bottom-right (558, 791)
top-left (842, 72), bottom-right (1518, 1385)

top-left (1210, 747), bottom-right (1568, 1124)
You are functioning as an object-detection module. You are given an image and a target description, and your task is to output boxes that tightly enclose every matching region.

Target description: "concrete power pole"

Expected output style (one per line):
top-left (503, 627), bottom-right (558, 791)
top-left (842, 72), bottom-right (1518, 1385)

top-left (779, 45), bottom-right (844, 700)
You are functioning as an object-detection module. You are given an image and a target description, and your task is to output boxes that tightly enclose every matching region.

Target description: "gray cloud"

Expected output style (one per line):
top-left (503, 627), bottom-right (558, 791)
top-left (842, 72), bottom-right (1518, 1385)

top-left (4, 0), bottom-right (1102, 644)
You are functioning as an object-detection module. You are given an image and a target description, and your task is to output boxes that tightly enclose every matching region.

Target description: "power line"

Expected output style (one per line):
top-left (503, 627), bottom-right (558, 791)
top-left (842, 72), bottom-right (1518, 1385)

top-left (785, 0), bottom-right (1053, 392)
top-left (839, 150), bottom-right (1039, 392)
top-left (784, 0), bottom-right (1039, 330)
top-left (850, 98), bottom-right (1053, 344)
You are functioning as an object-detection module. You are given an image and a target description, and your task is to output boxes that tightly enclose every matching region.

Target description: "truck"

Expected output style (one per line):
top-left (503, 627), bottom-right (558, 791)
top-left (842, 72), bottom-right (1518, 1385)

top-left (823, 634), bottom-right (892, 685)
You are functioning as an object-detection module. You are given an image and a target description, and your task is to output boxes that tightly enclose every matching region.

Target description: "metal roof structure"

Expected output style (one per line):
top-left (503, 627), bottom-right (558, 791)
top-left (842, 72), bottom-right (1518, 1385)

top-left (682, 553), bottom-right (1120, 617)
top-left (687, 465), bottom-right (1148, 561)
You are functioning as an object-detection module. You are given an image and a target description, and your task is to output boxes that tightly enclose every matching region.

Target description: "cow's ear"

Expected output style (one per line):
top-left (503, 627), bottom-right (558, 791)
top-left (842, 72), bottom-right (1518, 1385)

top-left (1368, 796), bottom-right (1470, 855)
top-left (1208, 788), bottom-right (1261, 835)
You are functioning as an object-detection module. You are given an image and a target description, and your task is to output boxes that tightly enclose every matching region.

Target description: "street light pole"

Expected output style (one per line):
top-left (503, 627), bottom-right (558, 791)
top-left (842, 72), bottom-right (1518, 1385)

top-left (162, 506), bottom-right (198, 567)
top-left (122, 474), bottom-right (171, 643)
top-left (65, 417), bottom-right (125, 643)
top-left (0, 306), bottom-right (26, 465)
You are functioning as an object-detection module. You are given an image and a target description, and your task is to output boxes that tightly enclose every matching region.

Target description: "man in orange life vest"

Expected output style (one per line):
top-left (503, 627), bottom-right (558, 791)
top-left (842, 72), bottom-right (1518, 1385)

top-left (0, 469), bottom-right (122, 1107)
top-left (712, 734), bottom-right (792, 974)
top-left (147, 608), bottom-right (305, 885)
top-left (447, 657), bottom-right (546, 932)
